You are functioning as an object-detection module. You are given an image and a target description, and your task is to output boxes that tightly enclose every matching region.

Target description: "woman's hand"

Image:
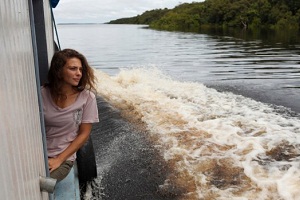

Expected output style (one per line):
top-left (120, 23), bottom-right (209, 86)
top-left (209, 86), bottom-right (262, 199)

top-left (48, 157), bottom-right (64, 172)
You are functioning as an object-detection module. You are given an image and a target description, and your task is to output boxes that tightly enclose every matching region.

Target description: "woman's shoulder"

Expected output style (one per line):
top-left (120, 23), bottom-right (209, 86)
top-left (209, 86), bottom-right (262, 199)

top-left (80, 89), bottom-right (96, 99)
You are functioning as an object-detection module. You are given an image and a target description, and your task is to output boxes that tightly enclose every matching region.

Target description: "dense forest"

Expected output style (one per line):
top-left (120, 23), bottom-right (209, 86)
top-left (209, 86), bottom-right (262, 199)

top-left (108, 0), bottom-right (300, 32)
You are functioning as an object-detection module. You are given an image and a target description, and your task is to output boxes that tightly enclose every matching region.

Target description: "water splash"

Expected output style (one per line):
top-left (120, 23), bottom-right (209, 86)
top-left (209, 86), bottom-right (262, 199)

top-left (94, 68), bottom-right (300, 200)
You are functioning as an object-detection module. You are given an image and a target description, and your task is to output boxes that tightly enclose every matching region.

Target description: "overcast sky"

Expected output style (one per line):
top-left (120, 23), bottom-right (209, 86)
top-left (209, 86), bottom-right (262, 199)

top-left (53, 0), bottom-right (203, 23)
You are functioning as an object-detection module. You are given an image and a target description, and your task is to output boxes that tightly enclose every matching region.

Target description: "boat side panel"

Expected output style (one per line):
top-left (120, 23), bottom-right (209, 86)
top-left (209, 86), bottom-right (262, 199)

top-left (0, 0), bottom-right (48, 199)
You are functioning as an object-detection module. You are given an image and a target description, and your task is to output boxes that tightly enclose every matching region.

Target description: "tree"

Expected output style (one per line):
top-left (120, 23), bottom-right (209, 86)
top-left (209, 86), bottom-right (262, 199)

top-left (108, 0), bottom-right (300, 32)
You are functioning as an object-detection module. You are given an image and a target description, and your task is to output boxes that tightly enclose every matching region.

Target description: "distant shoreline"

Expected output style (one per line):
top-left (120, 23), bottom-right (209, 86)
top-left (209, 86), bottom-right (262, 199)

top-left (57, 23), bottom-right (104, 25)
top-left (57, 23), bottom-right (149, 25)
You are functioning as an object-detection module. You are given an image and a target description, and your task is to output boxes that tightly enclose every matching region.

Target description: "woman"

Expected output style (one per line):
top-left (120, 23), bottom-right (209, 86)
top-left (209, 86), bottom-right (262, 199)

top-left (41, 49), bottom-right (99, 181)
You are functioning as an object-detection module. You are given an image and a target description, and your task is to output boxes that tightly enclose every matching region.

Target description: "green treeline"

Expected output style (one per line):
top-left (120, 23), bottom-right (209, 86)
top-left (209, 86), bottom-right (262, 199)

top-left (108, 9), bottom-right (170, 25)
top-left (108, 0), bottom-right (300, 32)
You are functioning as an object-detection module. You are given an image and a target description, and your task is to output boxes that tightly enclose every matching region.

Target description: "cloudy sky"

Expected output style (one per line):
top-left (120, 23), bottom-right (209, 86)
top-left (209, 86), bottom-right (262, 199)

top-left (53, 0), bottom-right (203, 23)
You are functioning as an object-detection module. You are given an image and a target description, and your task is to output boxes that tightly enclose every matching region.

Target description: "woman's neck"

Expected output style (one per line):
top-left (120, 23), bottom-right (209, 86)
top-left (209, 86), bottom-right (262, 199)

top-left (54, 86), bottom-right (80, 108)
top-left (60, 85), bottom-right (77, 96)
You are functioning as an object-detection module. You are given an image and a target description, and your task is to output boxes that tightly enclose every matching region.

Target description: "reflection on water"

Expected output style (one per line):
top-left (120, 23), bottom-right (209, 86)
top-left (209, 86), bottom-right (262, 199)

top-left (197, 27), bottom-right (300, 46)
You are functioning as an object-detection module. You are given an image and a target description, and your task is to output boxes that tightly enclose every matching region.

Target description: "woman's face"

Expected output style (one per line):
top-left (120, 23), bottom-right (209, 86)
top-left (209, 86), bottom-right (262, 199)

top-left (61, 57), bottom-right (82, 87)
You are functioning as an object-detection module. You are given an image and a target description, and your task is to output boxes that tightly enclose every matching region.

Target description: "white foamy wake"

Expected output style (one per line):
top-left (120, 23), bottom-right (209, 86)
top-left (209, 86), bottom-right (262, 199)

top-left (94, 68), bottom-right (300, 200)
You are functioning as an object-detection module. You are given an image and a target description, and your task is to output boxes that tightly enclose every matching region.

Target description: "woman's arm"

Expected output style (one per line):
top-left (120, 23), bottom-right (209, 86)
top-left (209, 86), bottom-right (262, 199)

top-left (48, 123), bottom-right (92, 172)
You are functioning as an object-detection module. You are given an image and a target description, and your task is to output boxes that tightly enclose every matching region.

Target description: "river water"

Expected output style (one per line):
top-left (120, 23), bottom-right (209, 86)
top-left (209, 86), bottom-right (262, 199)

top-left (57, 24), bottom-right (300, 200)
top-left (57, 24), bottom-right (300, 113)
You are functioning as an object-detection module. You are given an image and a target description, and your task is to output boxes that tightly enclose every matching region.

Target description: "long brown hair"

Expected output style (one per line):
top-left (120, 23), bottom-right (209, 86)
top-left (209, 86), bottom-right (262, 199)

top-left (46, 49), bottom-right (97, 101)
